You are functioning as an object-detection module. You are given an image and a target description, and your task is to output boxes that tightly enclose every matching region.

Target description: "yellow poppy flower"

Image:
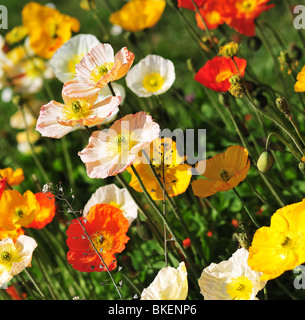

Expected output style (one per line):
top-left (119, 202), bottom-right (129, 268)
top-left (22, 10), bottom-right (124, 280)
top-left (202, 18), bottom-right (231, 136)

top-left (0, 168), bottom-right (24, 186)
top-left (191, 145), bottom-right (250, 198)
top-left (248, 199), bottom-right (305, 281)
top-left (295, 65), bottom-right (305, 92)
top-left (0, 190), bottom-right (38, 231)
top-left (127, 137), bottom-right (192, 200)
top-left (109, 0), bottom-right (166, 32)
top-left (22, 2), bottom-right (80, 59)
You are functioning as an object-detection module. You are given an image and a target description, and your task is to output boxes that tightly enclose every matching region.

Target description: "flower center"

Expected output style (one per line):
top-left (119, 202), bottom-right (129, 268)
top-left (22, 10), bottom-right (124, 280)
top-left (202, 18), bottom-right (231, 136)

top-left (62, 100), bottom-right (91, 120)
top-left (220, 170), bottom-right (231, 182)
top-left (107, 130), bottom-right (138, 157)
top-left (226, 276), bottom-right (253, 300)
top-left (281, 236), bottom-right (292, 248)
top-left (143, 72), bottom-right (165, 93)
top-left (236, 0), bottom-right (256, 13)
top-left (90, 62), bottom-right (114, 83)
top-left (215, 70), bottom-right (233, 83)
top-left (206, 11), bottom-right (221, 25)
top-left (15, 207), bottom-right (24, 218)
top-left (91, 231), bottom-right (114, 254)
top-left (0, 245), bottom-right (23, 272)
top-left (68, 54), bottom-right (84, 74)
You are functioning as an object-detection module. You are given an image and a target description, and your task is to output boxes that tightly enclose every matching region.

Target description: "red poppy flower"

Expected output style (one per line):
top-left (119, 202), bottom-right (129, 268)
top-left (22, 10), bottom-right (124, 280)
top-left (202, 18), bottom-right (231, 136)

top-left (66, 204), bottom-right (129, 273)
top-left (25, 192), bottom-right (56, 229)
top-left (195, 0), bottom-right (228, 30)
top-left (194, 56), bottom-right (247, 92)
top-left (221, 0), bottom-right (275, 36)
top-left (177, 0), bottom-right (206, 11)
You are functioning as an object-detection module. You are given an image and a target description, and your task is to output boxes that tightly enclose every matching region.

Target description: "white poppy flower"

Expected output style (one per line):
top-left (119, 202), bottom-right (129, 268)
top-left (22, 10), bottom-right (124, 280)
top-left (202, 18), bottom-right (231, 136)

top-left (198, 248), bottom-right (267, 300)
top-left (50, 34), bottom-right (100, 83)
top-left (0, 235), bottom-right (37, 286)
top-left (126, 54), bottom-right (175, 97)
top-left (141, 262), bottom-right (188, 300)
top-left (83, 184), bottom-right (138, 225)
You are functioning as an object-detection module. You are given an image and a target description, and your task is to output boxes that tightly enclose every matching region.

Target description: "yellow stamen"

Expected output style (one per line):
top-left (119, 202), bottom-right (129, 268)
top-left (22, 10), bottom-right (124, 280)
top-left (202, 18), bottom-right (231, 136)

top-left (236, 0), bottom-right (256, 13)
top-left (0, 244), bottom-right (23, 272)
top-left (226, 276), bottom-right (253, 300)
top-left (91, 231), bottom-right (114, 253)
top-left (62, 100), bottom-right (91, 120)
top-left (90, 62), bottom-right (114, 83)
top-left (143, 72), bottom-right (164, 93)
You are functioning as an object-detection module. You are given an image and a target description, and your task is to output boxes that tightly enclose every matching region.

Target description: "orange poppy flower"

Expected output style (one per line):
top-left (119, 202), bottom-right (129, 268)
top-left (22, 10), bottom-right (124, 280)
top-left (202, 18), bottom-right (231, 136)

top-left (0, 190), bottom-right (39, 230)
top-left (195, 1), bottom-right (227, 30)
top-left (0, 177), bottom-right (6, 200)
top-left (192, 145), bottom-right (250, 198)
top-left (25, 192), bottom-right (56, 229)
top-left (221, 0), bottom-right (275, 36)
top-left (0, 167), bottom-right (24, 186)
top-left (195, 56), bottom-right (247, 92)
top-left (66, 204), bottom-right (129, 273)
top-left (127, 137), bottom-right (192, 200)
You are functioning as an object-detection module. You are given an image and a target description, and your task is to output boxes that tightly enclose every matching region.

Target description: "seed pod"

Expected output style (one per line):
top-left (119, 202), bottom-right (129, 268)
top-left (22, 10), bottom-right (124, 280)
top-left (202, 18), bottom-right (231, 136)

top-left (299, 162), bottom-right (305, 174)
top-left (257, 150), bottom-right (274, 173)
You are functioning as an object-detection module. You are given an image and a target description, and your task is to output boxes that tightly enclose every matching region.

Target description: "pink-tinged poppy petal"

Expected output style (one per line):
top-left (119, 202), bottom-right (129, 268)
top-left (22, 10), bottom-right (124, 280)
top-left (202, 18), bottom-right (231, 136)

top-left (95, 60), bottom-right (123, 87)
top-left (79, 112), bottom-right (160, 179)
top-left (62, 80), bottom-right (101, 100)
top-left (114, 47), bottom-right (135, 80)
top-left (36, 101), bottom-right (73, 139)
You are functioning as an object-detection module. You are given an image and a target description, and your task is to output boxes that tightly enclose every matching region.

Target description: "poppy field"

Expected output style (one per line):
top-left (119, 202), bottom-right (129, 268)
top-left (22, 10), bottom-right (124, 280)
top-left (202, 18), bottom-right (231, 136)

top-left (1, 0), bottom-right (305, 302)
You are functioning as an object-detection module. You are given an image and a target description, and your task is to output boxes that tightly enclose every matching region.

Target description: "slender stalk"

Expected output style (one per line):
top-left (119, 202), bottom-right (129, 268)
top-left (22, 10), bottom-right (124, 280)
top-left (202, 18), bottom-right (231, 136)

top-left (23, 268), bottom-right (47, 300)
top-left (162, 145), bottom-right (168, 267)
top-left (233, 188), bottom-right (260, 228)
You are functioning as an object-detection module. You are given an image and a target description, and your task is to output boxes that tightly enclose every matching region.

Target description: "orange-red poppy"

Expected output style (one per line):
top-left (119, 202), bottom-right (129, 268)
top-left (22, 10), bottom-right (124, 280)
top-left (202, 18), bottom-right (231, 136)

top-left (192, 145), bottom-right (250, 198)
top-left (195, 56), bottom-right (247, 92)
top-left (66, 204), bottom-right (129, 273)
top-left (0, 177), bottom-right (6, 200)
top-left (0, 167), bottom-right (24, 186)
top-left (25, 192), bottom-right (56, 229)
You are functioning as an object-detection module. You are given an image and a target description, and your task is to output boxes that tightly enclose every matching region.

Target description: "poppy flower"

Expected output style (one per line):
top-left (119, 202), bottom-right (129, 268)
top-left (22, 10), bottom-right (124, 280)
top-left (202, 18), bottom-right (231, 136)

top-left (141, 262), bottom-right (188, 300)
top-left (36, 91), bottom-right (121, 139)
top-left (0, 168), bottom-right (24, 186)
top-left (195, 1), bottom-right (228, 30)
top-left (22, 2), bottom-right (80, 59)
top-left (126, 54), bottom-right (175, 98)
top-left (127, 137), bottom-right (192, 200)
top-left (66, 204), bottom-right (129, 272)
top-left (50, 34), bottom-right (100, 83)
top-left (62, 43), bottom-right (134, 99)
top-left (198, 248), bottom-right (266, 300)
top-left (177, 0), bottom-right (206, 11)
top-left (248, 198), bottom-right (305, 281)
top-left (78, 111), bottom-right (160, 179)
top-left (25, 192), bottom-right (56, 229)
top-left (221, 0), bottom-right (275, 36)
top-left (192, 145), bottom-right (250, 198)
top-left (109, 0), bottom-right (166, 32)
top-left (0, 190), bottom-right (39, 231)
top-left (195, 56), bottom-right (247, 92)
top-left (0, 235), bottom-right (37, 287)
top-left (83, 184), bottom-right (138, 226)
top-left (295, 65), bottom-right (305, 92)
top-left (0, 178), bottom-right (6, 200)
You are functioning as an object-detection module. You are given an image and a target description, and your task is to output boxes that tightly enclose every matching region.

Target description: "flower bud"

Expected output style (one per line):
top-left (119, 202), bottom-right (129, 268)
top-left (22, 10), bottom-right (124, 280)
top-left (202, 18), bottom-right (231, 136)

top-left (276, 97), bottom-right (290, 119)
top-left (257, 150), bottom-right (274, 173)
top-left (299, 162), bottom-right (305, 174)
top-left (218, 42), bottom-right (239, 58)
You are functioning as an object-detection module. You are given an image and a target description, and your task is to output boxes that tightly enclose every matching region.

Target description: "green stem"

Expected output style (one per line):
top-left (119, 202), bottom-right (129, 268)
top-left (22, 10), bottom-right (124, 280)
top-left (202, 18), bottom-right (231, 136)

top-left (23, 268), bottom-right (46, 300)
top-left (233, 188), bottom-right (260, 228)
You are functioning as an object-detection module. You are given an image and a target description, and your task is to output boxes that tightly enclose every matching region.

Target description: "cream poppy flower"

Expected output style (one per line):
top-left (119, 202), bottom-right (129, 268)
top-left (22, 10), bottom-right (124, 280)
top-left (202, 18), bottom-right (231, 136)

top-left (198, 248), bottom-right (266, 300)
top-left (126, 54), bottom-right (175, 97)
top-left (0, 235), bottom-right (37, 286)
top-left (62, 43), bottom-right (134, 98)
top-left (141, 262), bottom-right (188, 300)
top-left (78, 111), bottom-right (160, 179)
top-left (50, 34), bottom-right (100, 83)
top-left (83, 184), bottom-right (138, 225)
top-left (36, 92), bottom-right (121, 139)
